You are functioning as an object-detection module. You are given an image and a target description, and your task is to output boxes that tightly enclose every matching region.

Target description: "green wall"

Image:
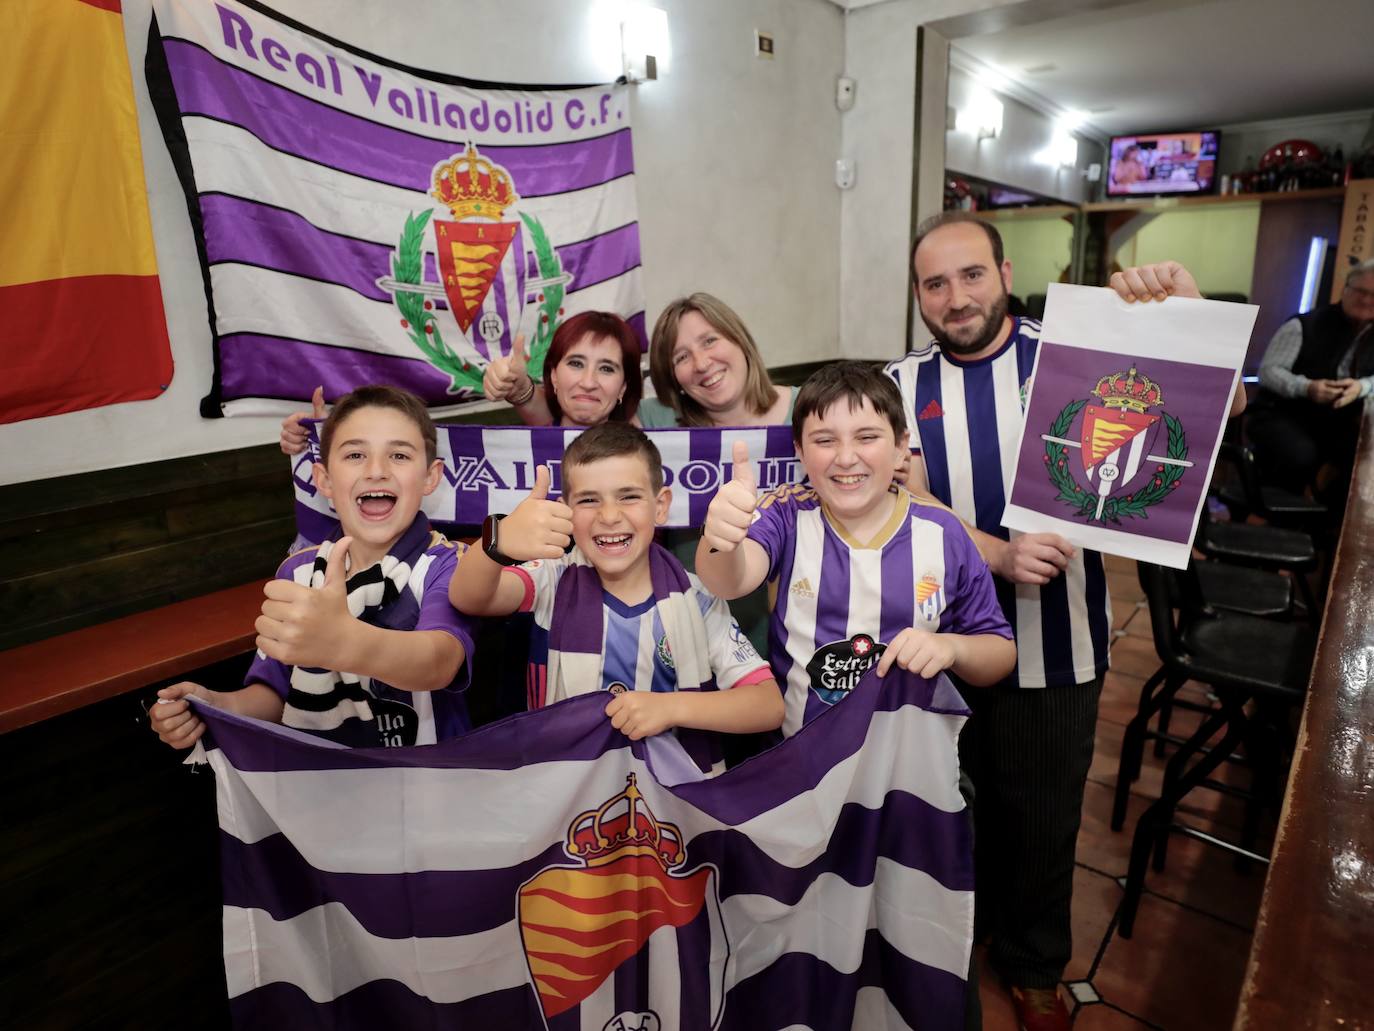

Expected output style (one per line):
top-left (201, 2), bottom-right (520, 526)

top-left (1114, 204), bottom-right (1261, 299)
top-left (999, 217), bottom-right (1076, 302)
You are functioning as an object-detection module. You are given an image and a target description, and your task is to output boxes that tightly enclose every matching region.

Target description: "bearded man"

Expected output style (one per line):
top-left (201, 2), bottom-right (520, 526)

top-left (886, 211), bottom-right (1244, 1031)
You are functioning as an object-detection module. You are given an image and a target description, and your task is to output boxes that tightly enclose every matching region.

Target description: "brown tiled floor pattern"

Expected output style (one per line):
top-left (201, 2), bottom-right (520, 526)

top-left (976, 555), bottom-right (1273, 1030)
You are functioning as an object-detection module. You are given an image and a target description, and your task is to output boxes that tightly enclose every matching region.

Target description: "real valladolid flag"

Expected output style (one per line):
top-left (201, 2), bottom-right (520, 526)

top-left (0, 0), bottom-right (173, 425)
top-left (145, 0), bottom-right (644, 417)
top-left (192, 669), bottom-right (975, 1029)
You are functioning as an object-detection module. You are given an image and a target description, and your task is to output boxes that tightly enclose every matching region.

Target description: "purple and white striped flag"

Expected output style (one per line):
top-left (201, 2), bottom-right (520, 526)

top-left (192, 667), bottom-right (974, 1029)
top-left (147, 0), bottom-right (644, 416)
top-left (291, 423), bottom-right (806, 540)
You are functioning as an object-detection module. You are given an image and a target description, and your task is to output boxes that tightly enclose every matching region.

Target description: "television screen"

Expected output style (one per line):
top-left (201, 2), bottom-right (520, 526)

top-left (1107, 131), bottom-right (1220, 197)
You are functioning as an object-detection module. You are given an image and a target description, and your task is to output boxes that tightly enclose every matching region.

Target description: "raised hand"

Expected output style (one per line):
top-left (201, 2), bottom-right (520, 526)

top-left (497, 465), bottom-right (574, 561)
top-left (995, 532), bottom-right (1075, 585)
top-left (703, 440), bottom-right (758, 553)
top-left (149, 681), bottom-right (209, 748)
top-left (256, 537), bottom-right (356, 667)
top-left (483, 334), bottom-right (533, 403)
top-left (1110, 261), bottom-right (1202, 303)
top-left (280, 385), bottom-right (327, 456)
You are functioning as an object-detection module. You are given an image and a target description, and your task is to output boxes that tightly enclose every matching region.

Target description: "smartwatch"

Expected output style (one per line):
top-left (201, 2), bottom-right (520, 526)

top-left (481, 514), bottom-right (515, 566)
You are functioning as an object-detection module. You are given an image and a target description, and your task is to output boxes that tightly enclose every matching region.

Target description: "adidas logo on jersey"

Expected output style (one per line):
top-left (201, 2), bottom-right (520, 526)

top-left (790, 577), bottom-right (816, 599)
top-left (918, 399), bottom-right (944, 420)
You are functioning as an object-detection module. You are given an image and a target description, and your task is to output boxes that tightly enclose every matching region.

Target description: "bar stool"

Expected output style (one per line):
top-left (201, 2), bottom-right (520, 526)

top-left (1113, 561), bottom-right (1315, 938)
top-left (1213, 441), bottom-right (1328, 533)
top-left (1193, 504), bottom-right (1320, 617)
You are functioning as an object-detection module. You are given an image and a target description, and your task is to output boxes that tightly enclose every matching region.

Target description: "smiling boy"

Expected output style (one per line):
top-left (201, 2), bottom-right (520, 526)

top-left (449, 422), bottom-right (783, 768)
top-left (150, 385), bottom-right (476, 750)
top-left (696, 362), bottom-right (1015, 736)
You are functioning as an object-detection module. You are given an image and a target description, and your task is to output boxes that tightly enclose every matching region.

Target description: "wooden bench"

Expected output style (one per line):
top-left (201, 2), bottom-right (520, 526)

top-left (0, 579), bottom-right (267, 735)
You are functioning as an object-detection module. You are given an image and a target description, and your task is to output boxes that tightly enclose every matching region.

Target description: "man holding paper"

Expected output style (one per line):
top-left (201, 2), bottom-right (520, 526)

top-left (887, 211), bottom-right (1244, 1030)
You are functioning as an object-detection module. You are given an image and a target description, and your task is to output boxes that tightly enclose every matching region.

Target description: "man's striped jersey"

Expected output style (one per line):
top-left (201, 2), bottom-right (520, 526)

top-left (885, 317), bottom-right (1111, 688)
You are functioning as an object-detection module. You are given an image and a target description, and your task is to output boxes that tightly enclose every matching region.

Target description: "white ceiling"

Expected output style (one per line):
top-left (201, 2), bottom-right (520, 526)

top-left (945, 0), bottom-right (1374, 136)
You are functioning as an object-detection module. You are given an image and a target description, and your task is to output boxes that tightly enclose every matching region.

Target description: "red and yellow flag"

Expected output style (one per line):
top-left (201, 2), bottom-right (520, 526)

top-left (0, 0), bottom-right (172, 424)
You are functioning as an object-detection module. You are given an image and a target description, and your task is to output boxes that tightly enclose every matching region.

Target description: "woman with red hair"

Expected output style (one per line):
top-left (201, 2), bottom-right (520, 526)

top-left (485, 311), bottom-right (642, 427)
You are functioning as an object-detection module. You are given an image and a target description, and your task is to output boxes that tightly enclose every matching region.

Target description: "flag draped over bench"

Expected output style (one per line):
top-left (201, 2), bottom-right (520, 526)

top-left (292, 423), bottom-right (806, 539)
top-left (1, 0), bottom-right (172, 425)
top-left (146, 0), bottom-right (644, 417)
top-left (193, 668), bottom-right (974, 1030)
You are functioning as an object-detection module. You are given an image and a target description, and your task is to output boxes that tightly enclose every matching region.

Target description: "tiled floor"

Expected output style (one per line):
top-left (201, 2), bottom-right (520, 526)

top-left (976, 555), bottom-right (1272, 1030)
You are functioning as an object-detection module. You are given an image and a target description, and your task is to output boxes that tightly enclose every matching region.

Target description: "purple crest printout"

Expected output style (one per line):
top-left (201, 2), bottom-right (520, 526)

top-left (1002, 283), bottom-right (1257, 569)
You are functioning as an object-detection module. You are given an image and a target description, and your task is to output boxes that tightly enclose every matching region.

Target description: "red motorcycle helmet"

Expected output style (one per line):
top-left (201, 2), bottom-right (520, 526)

top-left (1259, 139), bottom-right (1324, 168)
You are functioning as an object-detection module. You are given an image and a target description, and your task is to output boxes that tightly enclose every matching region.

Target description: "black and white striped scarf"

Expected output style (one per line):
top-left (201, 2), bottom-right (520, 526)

top-left (280, 517), bottom-right (431, 733)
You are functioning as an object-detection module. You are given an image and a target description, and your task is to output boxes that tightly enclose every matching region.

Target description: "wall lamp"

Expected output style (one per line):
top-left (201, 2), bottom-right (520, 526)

top-left (622, 6), bottom-right (669, 82)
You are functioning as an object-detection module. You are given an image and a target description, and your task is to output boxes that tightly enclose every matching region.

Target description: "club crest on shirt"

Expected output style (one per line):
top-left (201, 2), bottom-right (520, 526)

top-left (806, 633), bottom-right (886, 706)
top-left (916, 573), bottom-right (945, 622)
top-left (1040, 365), bottom-right (1193, 524)
top-left (655, 635), bottom-right (675, 672)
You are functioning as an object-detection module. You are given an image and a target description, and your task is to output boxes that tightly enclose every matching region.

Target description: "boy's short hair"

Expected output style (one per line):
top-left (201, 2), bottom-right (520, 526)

top-left (792, 362), bottom-right (908, 446)
top-left (319, 385), bottom-right (438, 465)
top-left (563, 422), bottom-right (665, 493)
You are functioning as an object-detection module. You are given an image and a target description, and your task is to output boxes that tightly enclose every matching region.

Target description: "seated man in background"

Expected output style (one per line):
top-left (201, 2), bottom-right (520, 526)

top-left (1248, 259), bottom-right (1374, 505)
top-left (150, 385), bottom-right (476, 750)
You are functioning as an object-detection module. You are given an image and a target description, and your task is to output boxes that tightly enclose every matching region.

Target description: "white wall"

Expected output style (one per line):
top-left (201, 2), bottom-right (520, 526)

top-left (945, 67), bottom-right (1099, 205)
top-left (837, 0), bottom-right (1023, 361)
top-left (3, 0), bottom-right (844, 485)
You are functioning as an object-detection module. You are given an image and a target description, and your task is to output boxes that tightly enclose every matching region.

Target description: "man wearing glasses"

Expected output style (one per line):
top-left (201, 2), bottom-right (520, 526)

top-left (1248, 259), bottom-right (1374, 505)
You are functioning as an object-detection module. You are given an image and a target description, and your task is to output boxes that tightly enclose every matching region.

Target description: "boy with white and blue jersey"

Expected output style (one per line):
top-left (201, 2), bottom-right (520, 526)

top-left (695, 361), bottom-right (1016, 737)
top-left (449, 422), bottom-right (783, 767)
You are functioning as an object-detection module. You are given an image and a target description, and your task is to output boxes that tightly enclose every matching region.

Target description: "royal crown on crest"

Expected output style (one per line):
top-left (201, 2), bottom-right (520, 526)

top-left (431, 143), bottom-right (519, 220)
top-left (565, 774), bottom-right (686, 871)
top-left (1092, 365), bottom-right (1163, 414)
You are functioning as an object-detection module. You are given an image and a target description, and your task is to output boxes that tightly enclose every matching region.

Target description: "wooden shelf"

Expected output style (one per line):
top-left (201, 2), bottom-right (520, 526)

top-left (976, 204), bottom-right (1079, 222)
top-left (1083, 185), bottom-right (1346, 214)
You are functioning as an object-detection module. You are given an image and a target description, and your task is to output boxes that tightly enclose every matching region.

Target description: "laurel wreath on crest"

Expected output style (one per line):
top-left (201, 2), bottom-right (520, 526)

top-left (1044, 399), bottom-right (1189, 523)
top-left (391, 210), bottom-right (482, 395)
top-left (389, 210), bottom-right (567, 395)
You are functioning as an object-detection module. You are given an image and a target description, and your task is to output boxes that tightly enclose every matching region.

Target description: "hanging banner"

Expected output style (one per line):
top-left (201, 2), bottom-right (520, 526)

top-left (146, 0), bottom-right (643, 416)
top-left (192, 668), bottom-right (974, 1029)
top-left (1002, 283), bottom-right (1255, 569)
top-left (293, 423), bottom-right (804, 542)
top-left (1, 0), bottom-right (172, 425)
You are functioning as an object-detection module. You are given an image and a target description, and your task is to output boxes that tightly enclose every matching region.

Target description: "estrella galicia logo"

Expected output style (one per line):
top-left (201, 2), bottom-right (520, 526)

top-left (806, 633), bottom-right (885, 706)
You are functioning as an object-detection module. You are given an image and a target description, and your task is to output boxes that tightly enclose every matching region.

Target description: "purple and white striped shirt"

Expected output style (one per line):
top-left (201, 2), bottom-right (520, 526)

top-left (748, 486), bottom-right (1011, 736)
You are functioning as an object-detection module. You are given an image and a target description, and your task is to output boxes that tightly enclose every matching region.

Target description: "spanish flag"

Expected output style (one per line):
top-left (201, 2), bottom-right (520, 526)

top-left (0, 0), bottom-right (172, 425)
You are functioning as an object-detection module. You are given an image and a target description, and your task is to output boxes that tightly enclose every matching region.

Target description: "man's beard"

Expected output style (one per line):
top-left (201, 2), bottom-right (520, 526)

top-left (921, 291), bottom-right (1010, 356)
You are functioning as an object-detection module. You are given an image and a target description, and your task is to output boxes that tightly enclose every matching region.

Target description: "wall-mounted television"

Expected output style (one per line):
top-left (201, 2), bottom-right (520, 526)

top-left (1107, 130), bottom-right (1220, 197)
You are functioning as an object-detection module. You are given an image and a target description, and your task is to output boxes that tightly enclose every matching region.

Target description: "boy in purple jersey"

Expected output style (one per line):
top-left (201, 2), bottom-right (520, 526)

top-left (695, 362), bottom-right (1015, 737)
top-left (150, 386), bottom-right (476, 750)
top-left (450, 422), bottom-right (783, 763)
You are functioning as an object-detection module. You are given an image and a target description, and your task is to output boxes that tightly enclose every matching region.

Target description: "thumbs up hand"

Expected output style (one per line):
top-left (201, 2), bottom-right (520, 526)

top-left (256, 537), bottom-right (357, 667)
top-left (495, 465), bottom-right (575, 561)
top-left (280, 385), bottom-right (328, 456)
top-left (703, 441), bottom-right (759, 553)
top-left (483, 334), bottom-right (534, 403)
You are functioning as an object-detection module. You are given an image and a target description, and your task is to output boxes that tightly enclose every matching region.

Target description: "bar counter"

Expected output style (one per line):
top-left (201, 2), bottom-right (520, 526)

top-left (1234, 399), bottom-right (1374, 1028)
